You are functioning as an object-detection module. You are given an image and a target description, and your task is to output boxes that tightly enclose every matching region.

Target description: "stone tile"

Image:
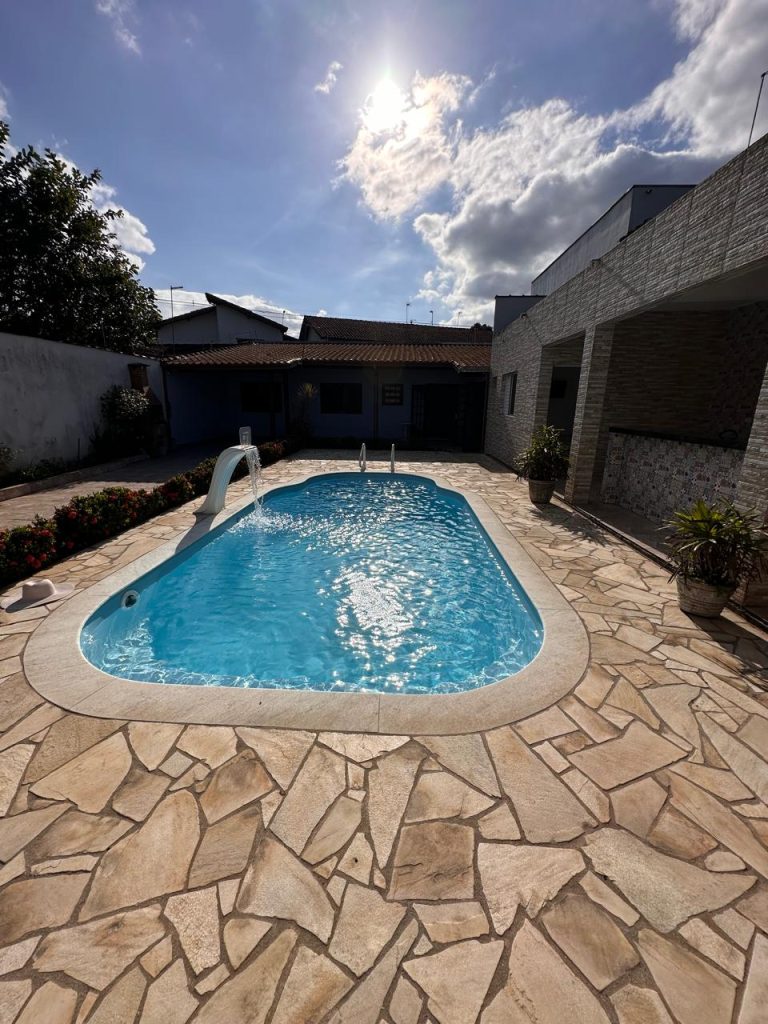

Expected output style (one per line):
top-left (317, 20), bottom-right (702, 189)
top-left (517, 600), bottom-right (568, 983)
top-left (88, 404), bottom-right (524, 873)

top-left (404, 771), bottom-right (495, 822)
top-left (637, 928), bottom-right (736, 1024)
top-left (189, 804), bottom-right (261, 888)
top-left (647, 805), bottom-right (719, 859)
top-left (30, 853), bottom-right (98, 874)
top-left (33, 809), bottom-right (132, 858)
top-left (271, 945), bottom-right (352, 1024)
top-left (389, 822), bottom-right (474, 901)
top-left (0, 744), bottom-right (34, 815)
top-left (0, 980), bottom-right (32, 1024)
top-left (578, 870), bottom-right (639, 926)
top-left (368, 744), bottom-right (424, 867)
top-left (739, 932), bottom-right (768, 1024)
top-left (0, 936), bottom-right (39, 977)
top-left (34, 905), bottom-right (165, 988)
top-left (112, 768), bottom-right (171, 822)
top-left (542, 893), bottom-right (639, 990)
top-left (0, 801), bottom-right (67, 861)
top-left (738, 716), bottom-right (768, 760)
top-left (259, 789), bottom-right (281, 825)
top-left (223, 917), bottom-right (271, 969)
top-left (414, 901), bottom-right (489, 943)
top-left (570, 721), bottom-right (684, 789)
top-left (25, 716), bottom-right (123, 784)
top-left (327, 920), bottom-right (418, 1024)
top-left (191, 929), bottom-right (296, 1024)
top-left (417, 735), bottom-right (501, 797)
top-left (329, 883), bottom-right (406, 975)
top-left (159, 752), bottom-right (193, 778)
top-left (561, 767), bottom-right (610, 821)
top-left (237, 835), bottom-right (335, 942)
top-left (0, 872), bottom-right (87, 942)
top-left (481, 921), bottom-right (610, 1024)
top-left (575, 665), bottom-right (615, 708)
top-left (217, 878), bottom-right (239, 915)
top-left (477, 802), bottom-right (520, 840)
top-left (668, 774), bottom-right (768, 878)
top-left (169, 762), bottom-right (210, 792)
top-left (165, 887), bottom-right (220, 975)
top-left (81, 791), bottom-right (200, 920)
top-left (737, 885), bottom-right (768, 931)
top-left (707, 852), bottom-right (746, 875)
top-left (644, 684), bottom-right (703, 754)
top-left (199, 749), bottom-right (273, 825)
top-left (0, 673), bottom-right (44, 735)
top-left (478, 843), bottom-right (584, 933)
top-left (303, 794), bottom-right (362, 864)
top-left (176, 725), bottom-right (237, 768)
top-left (560, 696), bottom-right (619, 741)
top-left (668, 761), bottom-right (753, 801)
top-left (319, 732), bottom-right (409, 762)
top-left (270, 744), bottom-right (347, 853)
top-left (140, 936), bottom-right (173, 977)
top-left (87, 966), bottom-right (146, 1024)
top-left (327, 875), bottom-right (347, 905)
top-left (138, 959), bottom-right (198, 1024)
top-left (30, 733), bottom-right (132, 812)
top-left (236, 727), bottom-right (314, 788)
top-left (0, 851), bottom-right (25, 886)
top-left (610, 984), bottom-right (674, 1024)
top-left (712, 908), bottom-right (755, 949)
top-left (698, 713), bottom-right (768, 802)
top-left (532, 740), bottom-right (569, 772)
top-left (337, 831), bottom-right (374, 883)
top-left (605, 678), bottom-right (660, 727)
top-left (404, 938), bottom-right (503, 1024)
top-left (583, 829), bottom-right (755, 933)
top-left (194, 964), bottom-right (229, 995)
top-left (0, 704), bottom-right (64, 753)
top-left (679, 918), bottom-right (745, 979)
top-left (389, 976), bottom-right (423, 1024)
top-left (15, 981), bottom-right (78, 1024)
top-left (127, 723), bottom-right (183, 770)
top-left (486, 726), bottom-right (595, 841)
top-left (516, 705), bottom-right (576, 744)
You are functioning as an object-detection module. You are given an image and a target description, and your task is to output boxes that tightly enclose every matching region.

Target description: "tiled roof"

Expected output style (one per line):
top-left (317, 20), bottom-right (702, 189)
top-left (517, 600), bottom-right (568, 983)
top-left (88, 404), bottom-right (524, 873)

top-left (164, 341), bottom-right (491, 371)
top-left (159, 294), bottom-right (288, 332)
top-left (300, 315), bottom-right (492, 345)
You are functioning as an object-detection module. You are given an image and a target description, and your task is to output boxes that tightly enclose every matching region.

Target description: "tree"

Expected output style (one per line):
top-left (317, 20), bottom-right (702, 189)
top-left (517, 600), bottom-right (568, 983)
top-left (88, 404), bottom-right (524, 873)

top-left (0, 121), bottom-right (160, 352)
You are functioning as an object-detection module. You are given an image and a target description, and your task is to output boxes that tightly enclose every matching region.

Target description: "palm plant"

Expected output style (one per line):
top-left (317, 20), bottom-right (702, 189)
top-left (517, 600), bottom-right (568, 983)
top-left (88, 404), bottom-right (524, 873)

top-left (516, 425), bottom-right (569, 482)
top-left (667, 500), bottom-right (766, 589)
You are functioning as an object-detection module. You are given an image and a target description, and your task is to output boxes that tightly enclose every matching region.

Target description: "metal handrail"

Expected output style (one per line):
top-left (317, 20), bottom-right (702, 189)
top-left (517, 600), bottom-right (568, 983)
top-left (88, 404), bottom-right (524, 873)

top-left (359, 443), bottom-right (367, 472)
top-left (390, 444), bottom-right (395, 473)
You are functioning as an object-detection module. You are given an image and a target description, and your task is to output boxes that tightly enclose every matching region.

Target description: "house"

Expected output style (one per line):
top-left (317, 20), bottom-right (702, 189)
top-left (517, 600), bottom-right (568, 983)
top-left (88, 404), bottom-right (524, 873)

top-left (163, 317), bottom-right (492, 451)
top-left (485, 133), bottom-right (768, 604)
top-left (155, 292), bottom-right (288, 353)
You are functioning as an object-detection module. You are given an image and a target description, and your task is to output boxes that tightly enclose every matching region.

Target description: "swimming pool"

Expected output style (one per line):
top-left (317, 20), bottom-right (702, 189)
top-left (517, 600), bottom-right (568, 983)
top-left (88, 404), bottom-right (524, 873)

top-left (81, 473), bottom-right (543, 695)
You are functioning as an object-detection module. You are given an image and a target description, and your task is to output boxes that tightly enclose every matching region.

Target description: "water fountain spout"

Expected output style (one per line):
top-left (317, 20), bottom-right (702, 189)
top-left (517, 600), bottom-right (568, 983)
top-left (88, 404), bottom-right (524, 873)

top-left (199, 427), bottom-right (264, 516)
top-left (359, 443), bottom-right (367, 472)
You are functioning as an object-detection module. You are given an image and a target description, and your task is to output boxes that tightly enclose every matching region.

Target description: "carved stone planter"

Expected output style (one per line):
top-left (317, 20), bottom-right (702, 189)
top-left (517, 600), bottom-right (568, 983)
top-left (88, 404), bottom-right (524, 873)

top-left (528, 480), bottom-right (556, 505)
top-left (676, 577), bottom-right (734, 618)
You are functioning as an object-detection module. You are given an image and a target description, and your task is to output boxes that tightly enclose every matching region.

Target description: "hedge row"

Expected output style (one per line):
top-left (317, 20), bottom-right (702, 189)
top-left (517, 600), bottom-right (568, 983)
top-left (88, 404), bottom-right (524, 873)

top-left (0, 438), bottom-right (300, 587)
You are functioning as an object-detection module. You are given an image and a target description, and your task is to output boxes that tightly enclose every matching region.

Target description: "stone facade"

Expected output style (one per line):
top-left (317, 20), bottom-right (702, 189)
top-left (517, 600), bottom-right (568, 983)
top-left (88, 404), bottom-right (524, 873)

top-left (485, 133), bottom-right (768, 515)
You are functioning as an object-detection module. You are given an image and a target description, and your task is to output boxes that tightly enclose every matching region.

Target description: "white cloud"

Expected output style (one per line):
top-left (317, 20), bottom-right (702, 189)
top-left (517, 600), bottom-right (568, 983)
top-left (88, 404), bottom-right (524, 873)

top-left (154, 289), bottom-right (304, 335)
top-left (340, 0), bottom-right (768, 324)
top-left (95, 0), bottom-right (141, 55)
top-left (0, 82), bottom-right (9, 120)
top-left (315, 61), bottom-right (344, 95)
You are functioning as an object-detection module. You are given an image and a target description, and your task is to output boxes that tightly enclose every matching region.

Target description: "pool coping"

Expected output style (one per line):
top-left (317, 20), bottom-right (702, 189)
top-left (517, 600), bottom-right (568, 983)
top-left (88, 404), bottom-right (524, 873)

top-left (23, 468), bottom-right (589, 735)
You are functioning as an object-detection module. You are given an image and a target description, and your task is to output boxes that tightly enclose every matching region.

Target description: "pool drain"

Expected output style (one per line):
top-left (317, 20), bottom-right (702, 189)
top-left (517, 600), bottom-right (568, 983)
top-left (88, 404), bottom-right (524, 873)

top-left (121, 590), bottom-right (139, 609)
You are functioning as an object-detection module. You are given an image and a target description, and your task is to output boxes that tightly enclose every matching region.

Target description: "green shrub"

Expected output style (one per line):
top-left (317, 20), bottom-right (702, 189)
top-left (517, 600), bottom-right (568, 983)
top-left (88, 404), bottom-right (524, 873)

top-left (668, 500), bottom-right (767, 589)
top-left (156, 474), bottom-right (195, 508)
top-left (0, 518), bottom-right (57, 580)
top-left (515, 425), bottom-right (569, 482)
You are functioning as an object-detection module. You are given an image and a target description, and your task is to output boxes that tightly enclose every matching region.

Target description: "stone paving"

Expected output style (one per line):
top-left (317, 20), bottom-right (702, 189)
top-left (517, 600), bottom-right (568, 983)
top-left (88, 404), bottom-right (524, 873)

top-left (1, 452), bottom-right (768, 1023)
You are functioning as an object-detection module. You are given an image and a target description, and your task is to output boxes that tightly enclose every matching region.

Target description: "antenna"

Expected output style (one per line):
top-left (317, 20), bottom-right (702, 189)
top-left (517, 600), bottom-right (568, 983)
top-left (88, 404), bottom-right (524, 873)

top-left (748, 71), bottom-right (768, 149)
top-left (405, 301), bottom-right (410, 324)
top-left (430, 310), bottom-right (434, 325)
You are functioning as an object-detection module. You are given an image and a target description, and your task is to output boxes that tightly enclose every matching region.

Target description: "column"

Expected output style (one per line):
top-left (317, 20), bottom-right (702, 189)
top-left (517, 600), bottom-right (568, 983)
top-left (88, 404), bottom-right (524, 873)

top-left (735, 361), bottom-right (768, 606)
top-left (564, 323), bottom-right (614, 504)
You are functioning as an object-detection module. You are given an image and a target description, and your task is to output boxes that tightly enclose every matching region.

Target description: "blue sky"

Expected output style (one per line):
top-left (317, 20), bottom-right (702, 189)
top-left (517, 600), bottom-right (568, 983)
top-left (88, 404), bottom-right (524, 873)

top-left (1, 0), bottom-right (766, 331)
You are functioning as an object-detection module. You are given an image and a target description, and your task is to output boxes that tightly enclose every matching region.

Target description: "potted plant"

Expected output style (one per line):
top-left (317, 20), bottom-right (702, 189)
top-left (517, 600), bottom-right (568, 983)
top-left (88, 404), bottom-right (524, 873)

top-left (516, 425), bottom-right (570, 505)
top-left (668, 499), bottom-right (766, 617)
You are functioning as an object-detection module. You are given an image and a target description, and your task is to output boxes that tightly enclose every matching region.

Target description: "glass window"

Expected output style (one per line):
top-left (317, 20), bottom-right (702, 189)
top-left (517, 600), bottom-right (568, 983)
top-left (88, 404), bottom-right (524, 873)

top-left (503, 372), bottom-right (517, 415)
top-left (320, 382), bottom-right (363, 415)
top-left (240, 381), bottom-right (283, 413)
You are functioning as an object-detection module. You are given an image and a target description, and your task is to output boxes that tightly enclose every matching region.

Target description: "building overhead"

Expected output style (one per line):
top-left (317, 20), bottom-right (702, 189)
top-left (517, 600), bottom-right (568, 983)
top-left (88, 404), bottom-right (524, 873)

top-left (531, 184), bottom-right (695, 296)
top-left (300, 315), bottom-right (492, 346)
top-left (156, 292), bottom-right (288, 353)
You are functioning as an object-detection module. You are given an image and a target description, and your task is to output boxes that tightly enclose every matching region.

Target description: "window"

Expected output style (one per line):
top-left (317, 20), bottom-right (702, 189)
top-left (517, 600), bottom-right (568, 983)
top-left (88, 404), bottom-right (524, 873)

top-left (320, 382), bottom-right (363, 415)
top-left (503, 372), bottom-right (518, 415)
top-left (240, 381), bottom-right (283, 413)
top-left (382, 383), bottom-right (403, 406)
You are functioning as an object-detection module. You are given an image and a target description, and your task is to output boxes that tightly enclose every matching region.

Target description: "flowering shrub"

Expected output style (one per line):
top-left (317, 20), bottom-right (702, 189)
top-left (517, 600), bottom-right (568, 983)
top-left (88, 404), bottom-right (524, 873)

top-left (0, 517), bottom-right (57, 580)
top-left (0, 437), bottom-right (299, 587)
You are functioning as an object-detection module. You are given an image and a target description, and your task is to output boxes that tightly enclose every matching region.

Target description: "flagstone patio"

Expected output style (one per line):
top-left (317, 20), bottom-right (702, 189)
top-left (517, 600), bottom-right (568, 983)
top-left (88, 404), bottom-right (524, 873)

top-left (1, 452), bottom-right (768, 1024)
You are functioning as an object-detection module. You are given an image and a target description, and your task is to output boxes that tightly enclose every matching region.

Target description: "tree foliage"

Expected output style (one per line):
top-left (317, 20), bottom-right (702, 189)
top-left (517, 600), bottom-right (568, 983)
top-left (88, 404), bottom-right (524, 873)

top-left (0, 121), bottom-right (160, 352)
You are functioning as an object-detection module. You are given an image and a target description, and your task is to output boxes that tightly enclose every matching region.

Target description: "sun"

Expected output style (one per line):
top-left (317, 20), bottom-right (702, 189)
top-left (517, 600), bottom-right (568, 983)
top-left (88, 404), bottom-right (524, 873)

top-left (363, 78), bottom-right (407, 133)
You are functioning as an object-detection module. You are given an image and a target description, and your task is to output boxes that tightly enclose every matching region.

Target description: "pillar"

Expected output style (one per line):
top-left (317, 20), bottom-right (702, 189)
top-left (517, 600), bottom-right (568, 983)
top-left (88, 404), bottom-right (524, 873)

top-left (564, 323), bottom-right (614, 504)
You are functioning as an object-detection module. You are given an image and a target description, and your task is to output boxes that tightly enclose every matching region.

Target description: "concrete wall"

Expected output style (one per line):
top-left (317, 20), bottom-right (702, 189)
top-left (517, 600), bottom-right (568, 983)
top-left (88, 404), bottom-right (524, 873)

top-left (0, 333), bottom-right (164, 469)
top-left (157, 306), bottom-right (286, 349)
top-left (493, 296), bottom-right (544, 334)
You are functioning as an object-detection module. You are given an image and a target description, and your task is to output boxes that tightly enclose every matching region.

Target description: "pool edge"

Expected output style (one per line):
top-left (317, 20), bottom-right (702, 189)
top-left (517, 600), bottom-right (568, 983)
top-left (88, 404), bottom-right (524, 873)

top-left (23, 468), bottom-right (589, 735)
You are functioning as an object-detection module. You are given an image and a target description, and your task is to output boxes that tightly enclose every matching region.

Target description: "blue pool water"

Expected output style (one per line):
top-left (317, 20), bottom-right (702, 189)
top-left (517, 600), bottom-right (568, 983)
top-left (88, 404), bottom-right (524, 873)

top-left (81, 473), bottom-right (543, 695)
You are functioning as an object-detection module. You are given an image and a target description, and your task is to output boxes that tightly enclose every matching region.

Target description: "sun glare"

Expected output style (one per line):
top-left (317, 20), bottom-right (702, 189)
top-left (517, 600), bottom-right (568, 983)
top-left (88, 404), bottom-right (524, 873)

top-left (364, 78), bottom-right (407, 133)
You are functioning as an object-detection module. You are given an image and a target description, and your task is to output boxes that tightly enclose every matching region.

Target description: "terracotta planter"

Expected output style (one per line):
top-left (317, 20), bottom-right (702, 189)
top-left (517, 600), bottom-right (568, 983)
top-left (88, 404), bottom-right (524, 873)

top-left (528, 479), bottom-right (556, 505)
top-left (676, 577), bottom-right (734, 618)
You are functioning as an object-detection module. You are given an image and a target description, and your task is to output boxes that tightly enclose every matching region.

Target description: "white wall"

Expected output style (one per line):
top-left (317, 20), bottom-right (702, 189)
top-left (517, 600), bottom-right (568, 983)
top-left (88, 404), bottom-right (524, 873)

top-left (0, 332), bottom-right (164, 468)
top-left (157, 306), bottom-right (287, 348)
